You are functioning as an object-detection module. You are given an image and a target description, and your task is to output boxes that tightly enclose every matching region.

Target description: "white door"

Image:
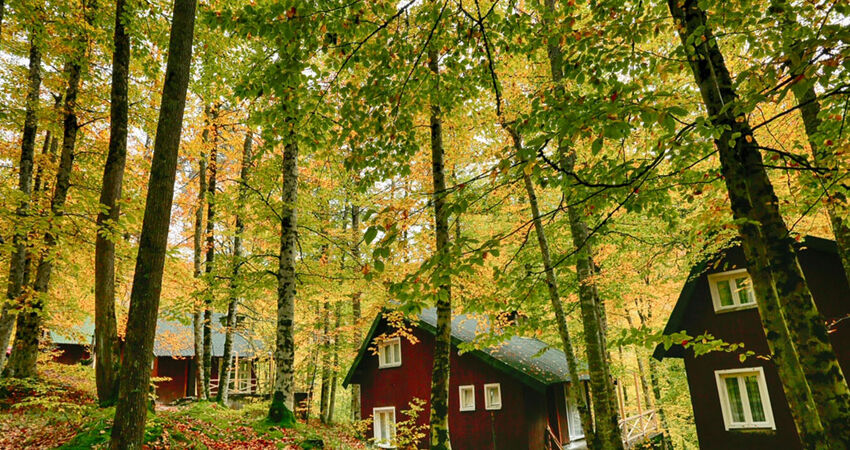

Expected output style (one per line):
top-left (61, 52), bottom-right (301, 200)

top-left (567, 392), bottom-right (584, 440)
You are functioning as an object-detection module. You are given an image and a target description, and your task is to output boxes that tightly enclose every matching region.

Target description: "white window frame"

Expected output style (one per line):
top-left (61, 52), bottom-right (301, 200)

top-left (377, 337), bottom-right (402, 369)
top-left (707, 269), bottom-right (757, 313)
top-left (373, 406), bottom-right (396, 448)
top-left (714, 367), bottom-right (775, 430)
top-left (459, 385), bottom-right (476, 411)
top-left (484, 383), bottom-right (502, 410)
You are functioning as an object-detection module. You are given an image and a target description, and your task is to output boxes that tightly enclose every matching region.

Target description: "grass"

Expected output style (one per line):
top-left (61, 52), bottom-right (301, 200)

top-left (1, 362), bottom-right (365, 449)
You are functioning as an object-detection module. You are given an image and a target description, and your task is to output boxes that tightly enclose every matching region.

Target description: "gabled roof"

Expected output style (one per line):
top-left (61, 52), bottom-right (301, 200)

top-left (652, 235), bottom-right (839, 361)
top-left (50, 313), bottom-right (260, 358)
top-left (342, 307), bottom-right (588, 392)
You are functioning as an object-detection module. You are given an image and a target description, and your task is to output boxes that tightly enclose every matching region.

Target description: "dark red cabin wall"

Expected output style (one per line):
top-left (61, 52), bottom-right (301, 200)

top-left (356, 322), bottom-right (551, 449)
top-left (679, 246), bottom-right (850, 449)
top-left (154, 356), bottom-right (189, 404)
top-left (52, 343), bottom-right (90, 365)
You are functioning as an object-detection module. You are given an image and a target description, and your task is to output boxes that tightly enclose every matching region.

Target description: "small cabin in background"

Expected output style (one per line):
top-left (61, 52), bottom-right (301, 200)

top-left (49, 313), bottom-right (261, 404)
top-left (654, 236), bottom-right (850, 449)
top-left (343, 308), bottom-right (590, 450)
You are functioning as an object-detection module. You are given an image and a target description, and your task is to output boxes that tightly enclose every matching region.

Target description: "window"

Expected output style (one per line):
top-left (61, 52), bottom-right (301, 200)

top-left (373, 407), bottom-right (396, 448)
top-left (459, 385), bottom-right (475, 411)
top-left (377, 337), bottom-right (402, 368)
top-left (714, 367), bottom-right (775, 430)
top-left (484, 383), bottom-right (502, 410)
top-left (708, 269), bottom-right (757, 312)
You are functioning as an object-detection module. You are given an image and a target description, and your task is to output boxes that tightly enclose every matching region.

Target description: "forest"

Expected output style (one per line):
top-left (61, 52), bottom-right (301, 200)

top-left (0, 0), bottom-right (848, 448)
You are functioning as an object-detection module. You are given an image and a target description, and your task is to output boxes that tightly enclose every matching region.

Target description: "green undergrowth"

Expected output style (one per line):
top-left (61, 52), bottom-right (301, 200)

top-left (2, 362), bottom-right (363, 449)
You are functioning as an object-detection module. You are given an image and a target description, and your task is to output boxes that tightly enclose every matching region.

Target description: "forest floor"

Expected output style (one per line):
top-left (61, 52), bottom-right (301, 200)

top-left (0, 362), bottom-right (365, 449)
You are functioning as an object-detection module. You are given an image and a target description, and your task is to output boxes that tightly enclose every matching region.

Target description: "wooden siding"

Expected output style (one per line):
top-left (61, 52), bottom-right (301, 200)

top-left (154, 356), bottom-right (190, 404)
top-left (354, 320), bottom-right (569, 449)
top-left (679, 246), bottom-right (850, 449)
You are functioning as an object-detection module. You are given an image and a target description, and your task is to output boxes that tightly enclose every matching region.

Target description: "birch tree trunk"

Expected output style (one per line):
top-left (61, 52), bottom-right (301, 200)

top-left (109, 0), bottom-right (197, 445)
top-left (193, 130), bottom-right (208, 400)
top-left (268, 119), bottom-right (298, 426)
top-left (94, 0), bottom-right (131, 406)
top-left (327, 301), bottom-right (341, 424)
top-left (427, 45), bottom-right (453, 450)
top-left (218, 128), bottom-right (252, 404)
top-left (6, 1), bottom-right (94, 376)
top-left (668, 0), bottom-right (850, 445)
top-left (203, 110), bottom-right (219, 397)
top-left (0, 31), bottom-right (41, 375)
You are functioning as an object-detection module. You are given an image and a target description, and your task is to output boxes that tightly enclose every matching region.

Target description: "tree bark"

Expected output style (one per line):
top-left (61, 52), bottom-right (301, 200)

top-left (669, 0), bottom-right (850, 445)
top-left (94, 0), bottom-right (130, 406)
top-left (541, 0), bottom-right (622, 445)
top-left (789, 72), bottom-right (850, 283)
top-left (268, 116), bottom-right (298, 426)
top-left (327, 301), bottom-right (341, 424)
top-left (350, 203), bottom-right (362, 420)
top-left (109, 0), bottom-right (197, 446)
top-left (427, 45), bottom-right (452, 450)
top-left (0, 31), bottom-right (41, 375)
top-left (319, 297), bottom-right (331, 424)
top-left (519, 165), bottom-right (596, 445)
top-left (192, 128), bottom-right (208, 400)
top-left (6, 1), bottom-right (94, 377)
top-left (203, 108), bottom-right (219, 397)
top-left (218, 127), bottom-right (252, 404)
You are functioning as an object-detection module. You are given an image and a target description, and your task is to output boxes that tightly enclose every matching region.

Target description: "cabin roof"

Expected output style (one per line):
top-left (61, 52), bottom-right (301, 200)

top-left (50, 313), bottom-right (260, 358)
top-left (652, 235), bottom-right (838, 362)
top-left (342, 307), bottom-right (588, 392)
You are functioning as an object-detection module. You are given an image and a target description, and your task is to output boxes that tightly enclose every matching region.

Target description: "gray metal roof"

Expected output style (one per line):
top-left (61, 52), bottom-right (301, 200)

top-left (417, 308), bottom-right (586, 386)
top-left (50, 313), bottom-right (259, 358)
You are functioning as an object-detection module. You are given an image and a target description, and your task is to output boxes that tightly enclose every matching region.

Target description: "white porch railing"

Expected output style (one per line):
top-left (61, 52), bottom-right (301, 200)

top-left (619, 409), bottom-right (660, 448)
top-left (209, 377), bottom-right (258, 397)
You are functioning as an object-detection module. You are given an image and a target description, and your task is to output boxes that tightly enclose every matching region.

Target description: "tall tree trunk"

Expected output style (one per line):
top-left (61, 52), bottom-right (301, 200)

top-left (788, 69), bottom-right (850, 283)
top-left (0, 32), bottom-right (41, 375)
top-left (327, 301), bottom-right (341, 424)
top-left (218, 127), bottom-right (252, 404)
top-left (350, 203), bottom-right (362, 420)
top-left (6, 1), bottom-right (94, 377)
top-left (541, 0), bottom-right (622, 445)
top-left (427, 45), bottom-right (452, 450)
top-left (669, 0), bottom-right (850, 445)
top-left (639, 306), bottom-right (669, 433)
top-left (268, 117), bottom-right (298, 426)
top-left (203, 110), bottom-right (219, 397)
top-left (94, 0), bottom-right (131, 406)
top-left (565, 203), bottom-right (623, 449)
top-left (319, 297), bottom-right (331, 424)
top-left (516, 162), bottom-right (596, 445)
top-left (624, 314), bottom-right (652, 409)
top-left (109, 0), bottom-right (197, 445)
top-left (192, 130), bottom-right (208, 400)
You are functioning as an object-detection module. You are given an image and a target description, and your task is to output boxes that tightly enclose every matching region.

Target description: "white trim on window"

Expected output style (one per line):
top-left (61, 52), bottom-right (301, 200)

top-left (459, 385), bottom-right (475, 411)
top-left (707, 269), bottom-right (758, 313)
top-left (484, 383), bottom-right (502, 410)
top-left (373, 406), bottom-right (396, 448)
top-left (377, 337), bottom-right (402, 369)
top-left (714, 367), bottom-right (775, 431)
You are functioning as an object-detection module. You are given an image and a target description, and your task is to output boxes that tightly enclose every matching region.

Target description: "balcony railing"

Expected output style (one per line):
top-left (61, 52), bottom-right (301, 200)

top-left (209, 377), bottom-right (258, 397)
top-left (619, 409), bottom-right (660, 448)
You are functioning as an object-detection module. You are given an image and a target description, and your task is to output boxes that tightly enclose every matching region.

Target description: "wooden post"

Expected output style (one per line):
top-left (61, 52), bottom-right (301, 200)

top-left (234, 351), bottom-right (239, 392)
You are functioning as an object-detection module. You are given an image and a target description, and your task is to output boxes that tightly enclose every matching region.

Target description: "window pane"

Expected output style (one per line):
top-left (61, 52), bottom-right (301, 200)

top-left (725, 377), bottom-right (746, 423)
top-left (745, 375), bottom-right (766, 422)
top-left (735, 277), bottom-right (755, 304)
top-left (393, 342), bottom-right (401, 363)
top-left (717, 279), bottom-right (734, 306)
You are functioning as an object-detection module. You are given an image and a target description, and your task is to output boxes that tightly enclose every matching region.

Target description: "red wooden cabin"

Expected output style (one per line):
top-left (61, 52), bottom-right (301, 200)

top-left (653, 236), bottom-right (850, 449)
top-left (49, 313), bottom-right (260, 404)
top-left (343, 308), bottom-right (589, 449)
